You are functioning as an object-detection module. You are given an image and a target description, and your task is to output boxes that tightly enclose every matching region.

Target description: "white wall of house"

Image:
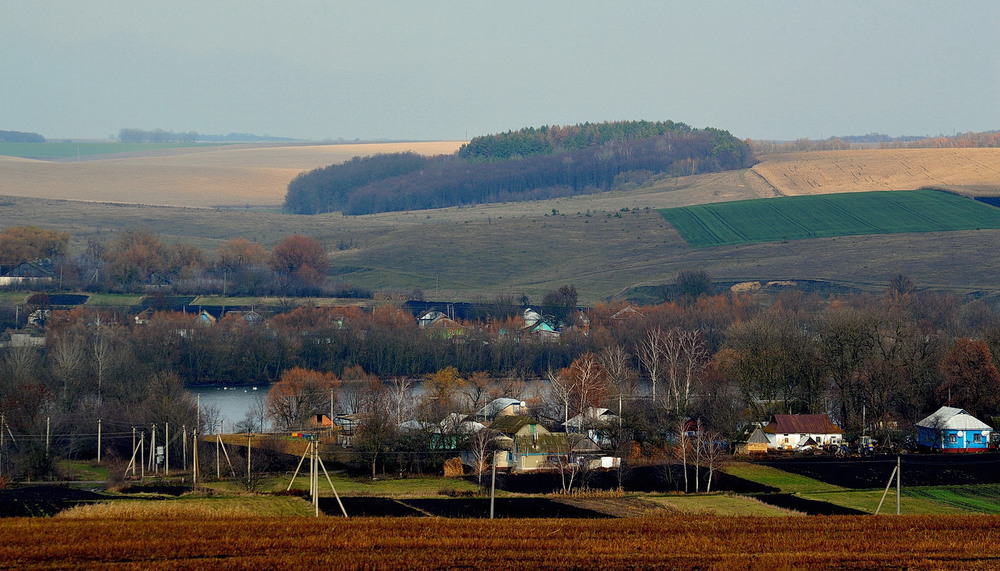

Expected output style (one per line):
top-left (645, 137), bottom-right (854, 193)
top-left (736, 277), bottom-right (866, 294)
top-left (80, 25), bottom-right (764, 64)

top-left (768, 432), bottom-right (842, 450)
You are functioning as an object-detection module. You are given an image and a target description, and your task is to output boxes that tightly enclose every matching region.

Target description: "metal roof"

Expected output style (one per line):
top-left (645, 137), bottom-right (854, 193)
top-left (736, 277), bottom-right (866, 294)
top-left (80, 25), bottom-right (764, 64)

top-left (764, 414), bottom-right (842, 435)
top-left (916, 406), bottom-right (992, 431)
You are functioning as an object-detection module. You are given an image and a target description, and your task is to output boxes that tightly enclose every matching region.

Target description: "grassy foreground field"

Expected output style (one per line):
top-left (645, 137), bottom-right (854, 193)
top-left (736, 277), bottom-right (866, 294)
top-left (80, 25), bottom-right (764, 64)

top-left (3, 515), bottom-right (1000, 568)
top-left (659, 189), bottom-right (1000, 247)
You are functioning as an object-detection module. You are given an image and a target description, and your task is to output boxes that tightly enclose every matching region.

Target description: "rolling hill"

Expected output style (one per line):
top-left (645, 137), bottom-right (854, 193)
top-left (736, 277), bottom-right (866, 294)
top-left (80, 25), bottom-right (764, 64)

top-left (0, 144), bottom-right (998, 302)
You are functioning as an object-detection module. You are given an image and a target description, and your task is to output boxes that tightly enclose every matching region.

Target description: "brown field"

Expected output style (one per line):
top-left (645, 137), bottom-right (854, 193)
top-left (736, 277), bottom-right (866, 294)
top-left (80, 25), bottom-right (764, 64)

top-left (2, 515), bottom-right (1000, 569)
top-left (753, 148), bottom-right (1000, 196)
top-left (0, 141), bottom-right (464, 208)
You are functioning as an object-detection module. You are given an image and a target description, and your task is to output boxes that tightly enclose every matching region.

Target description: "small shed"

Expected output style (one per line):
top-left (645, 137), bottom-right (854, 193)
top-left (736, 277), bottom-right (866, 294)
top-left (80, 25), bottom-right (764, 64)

top-left (738, 427), bottom-right (770, 455)
top-left (916, 406), bottom-right (992, 453)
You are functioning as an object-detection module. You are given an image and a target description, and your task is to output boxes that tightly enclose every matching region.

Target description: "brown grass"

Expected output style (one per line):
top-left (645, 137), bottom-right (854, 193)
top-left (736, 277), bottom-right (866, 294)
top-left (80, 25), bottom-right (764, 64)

top-left (4, 515), bottom-right (1000, 569)
top-left (753, 148), bottom-right (1000, 196)
top-left (56, 501), bottom-right (256, 519)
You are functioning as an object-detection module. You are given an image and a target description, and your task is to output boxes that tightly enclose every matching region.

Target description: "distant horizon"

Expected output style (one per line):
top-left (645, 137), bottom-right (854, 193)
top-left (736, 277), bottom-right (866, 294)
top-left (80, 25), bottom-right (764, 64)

top-left (12, 125), bottom-right (997, 145)
top-left (3, 3), bottom-right (996, 143)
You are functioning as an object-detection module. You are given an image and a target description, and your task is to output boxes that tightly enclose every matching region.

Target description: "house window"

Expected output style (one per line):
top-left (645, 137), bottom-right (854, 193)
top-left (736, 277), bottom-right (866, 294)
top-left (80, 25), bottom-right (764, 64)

top-left (948, 434), bottom-right (958, 444)
top-left (974, 434), bottom-right (983, 443)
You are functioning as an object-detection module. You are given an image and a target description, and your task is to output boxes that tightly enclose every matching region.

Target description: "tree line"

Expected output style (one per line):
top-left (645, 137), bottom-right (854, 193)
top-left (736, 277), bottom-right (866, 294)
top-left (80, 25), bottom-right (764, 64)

top-left (283, 121), bottom-right (755, 215)
top-left (117, 128), bottom-right (198, 144)
top-left (0, 130), bottom-right (45, 143)
top-left (750, 129), bottom-right (1000, 154)
top-left (0, 226), bottom-right (359, 298)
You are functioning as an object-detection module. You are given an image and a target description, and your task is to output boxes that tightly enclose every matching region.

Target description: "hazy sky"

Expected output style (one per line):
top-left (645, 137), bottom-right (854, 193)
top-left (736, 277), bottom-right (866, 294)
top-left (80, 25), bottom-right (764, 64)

top-left (3, 1), bottom-right (997, 141)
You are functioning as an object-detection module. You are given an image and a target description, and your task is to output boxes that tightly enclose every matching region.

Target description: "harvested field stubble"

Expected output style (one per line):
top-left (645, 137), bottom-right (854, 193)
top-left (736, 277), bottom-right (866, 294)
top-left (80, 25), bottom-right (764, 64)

top-left (753, 148), bottom-right (1000, 196)
top-left (3, 515), bottom-right (1000, 569)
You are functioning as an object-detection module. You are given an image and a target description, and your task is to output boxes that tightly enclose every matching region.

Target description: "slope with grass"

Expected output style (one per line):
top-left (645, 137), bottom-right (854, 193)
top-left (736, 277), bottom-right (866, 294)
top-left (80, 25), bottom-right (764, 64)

top-left (2, 147), bottom-right (1000, 301)
top-left (723, 462), bottom-right (993, 515)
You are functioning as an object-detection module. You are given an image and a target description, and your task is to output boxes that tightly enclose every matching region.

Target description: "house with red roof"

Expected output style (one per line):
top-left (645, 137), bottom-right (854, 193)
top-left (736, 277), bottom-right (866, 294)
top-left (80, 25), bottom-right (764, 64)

top-left (762, 414), bottom-right (843, 451)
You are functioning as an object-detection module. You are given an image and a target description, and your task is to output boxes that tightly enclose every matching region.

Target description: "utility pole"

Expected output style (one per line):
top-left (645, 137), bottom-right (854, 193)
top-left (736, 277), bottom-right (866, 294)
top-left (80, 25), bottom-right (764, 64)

top-left (896, 456), bottom-right (903, 515)
top-left (165, 422), bottom-right (170, 474)
top-left (313, 440), bottom-right (319, 517)
top-left (97, 419), bottom-right (102, 465)
top-left (182, 425), bottom-right (187, 471)
top-left (149, 424), bottom-right (157, 474)
top-left (192, 429), bottom-right (199, 486)
top-left (216, 425), bottom-right (221, 479)
top-left (131, 428), bottom-right (137, 476)
top-left (490, 450), bottom-right (497, 520)
top-left (0, 413), bottom-right (4, 478)
top-left (247, 433), bottom-right (253, 487)
top-left (286, 434), bottom-right (346, 518)
top-left (140, 432), bottom-right (145, 480)
top-left (45, 416), bottom-right (50, 458)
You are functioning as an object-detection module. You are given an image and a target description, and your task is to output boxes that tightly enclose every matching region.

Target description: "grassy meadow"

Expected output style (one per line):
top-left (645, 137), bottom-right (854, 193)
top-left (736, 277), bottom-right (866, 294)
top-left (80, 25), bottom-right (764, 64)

top-left (659, 189), bottom-right (1000, 247)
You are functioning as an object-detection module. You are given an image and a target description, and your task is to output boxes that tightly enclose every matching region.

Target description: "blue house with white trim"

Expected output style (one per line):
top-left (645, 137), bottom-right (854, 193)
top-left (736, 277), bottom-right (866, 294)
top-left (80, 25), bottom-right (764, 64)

top-left (916, 406), bottom-right (992, 453)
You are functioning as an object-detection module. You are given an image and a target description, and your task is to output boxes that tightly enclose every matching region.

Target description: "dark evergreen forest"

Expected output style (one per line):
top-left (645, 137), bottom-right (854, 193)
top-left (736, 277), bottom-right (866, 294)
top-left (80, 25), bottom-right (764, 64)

top-left (284, 121), bottom-right (755, 215)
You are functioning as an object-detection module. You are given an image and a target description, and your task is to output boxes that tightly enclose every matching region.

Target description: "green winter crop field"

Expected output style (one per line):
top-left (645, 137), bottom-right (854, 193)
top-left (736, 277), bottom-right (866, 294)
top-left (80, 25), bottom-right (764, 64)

top-left (0, 142), bottom-right (218, 160)
top-left (659, 189), bottom-right (1000, 247)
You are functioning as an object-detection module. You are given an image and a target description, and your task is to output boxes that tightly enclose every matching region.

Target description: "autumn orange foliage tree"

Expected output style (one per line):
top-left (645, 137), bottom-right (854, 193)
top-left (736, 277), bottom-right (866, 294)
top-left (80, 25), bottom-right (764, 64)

top-left (269, 234), bottom-right (328, 286)
top-left (0, 226), bottom-right (69, 266)
top-left (265, 367), bottom-right (340, 429)
top-left (937, 337), bottom-right (1000, 417)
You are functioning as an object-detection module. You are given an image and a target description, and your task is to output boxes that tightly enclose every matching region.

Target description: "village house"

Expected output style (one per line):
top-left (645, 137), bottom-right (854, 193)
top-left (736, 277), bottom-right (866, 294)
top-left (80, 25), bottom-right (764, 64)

top-left (486, 415), bottom-right (605, 472)
top-left (474, 397), bottom-right (526, 423)
top-left (916, 406), bottom-right (993, 453)
top-left (416, 310), bottom-right (465, 339)
top-left (0, 260), bottom-right (55, 287)
top-left (400, 413), bottom-right (485, 450)
top-left (563, 406), bottom-right (620, 447)
top-left (762, 414), bottom-right (843, 451)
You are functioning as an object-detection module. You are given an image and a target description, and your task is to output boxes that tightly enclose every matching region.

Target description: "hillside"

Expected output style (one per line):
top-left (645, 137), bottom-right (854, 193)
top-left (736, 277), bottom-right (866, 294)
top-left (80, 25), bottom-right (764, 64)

top-left (284, 122), bottom-right (754, 215)
top-left (1, 146), bottom-right (999, 302)
top-left (753, 148), bottom-right (1000, 196)
top-left (0, 141), bottom-right (463, 209)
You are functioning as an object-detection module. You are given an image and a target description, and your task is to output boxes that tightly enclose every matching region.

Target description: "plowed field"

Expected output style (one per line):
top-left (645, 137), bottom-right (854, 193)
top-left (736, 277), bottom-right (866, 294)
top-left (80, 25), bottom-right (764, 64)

top-left (3, 515), bottom-right (1000, 569)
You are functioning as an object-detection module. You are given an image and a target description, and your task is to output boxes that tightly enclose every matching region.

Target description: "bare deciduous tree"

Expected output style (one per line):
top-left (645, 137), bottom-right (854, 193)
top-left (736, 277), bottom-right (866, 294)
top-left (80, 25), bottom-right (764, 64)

top-left (466, 428), bottom-right (496, 487)
top-left (663, 329), bottom-right (709, 417)
top-left (638, 328), bottom-right (667, 402)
